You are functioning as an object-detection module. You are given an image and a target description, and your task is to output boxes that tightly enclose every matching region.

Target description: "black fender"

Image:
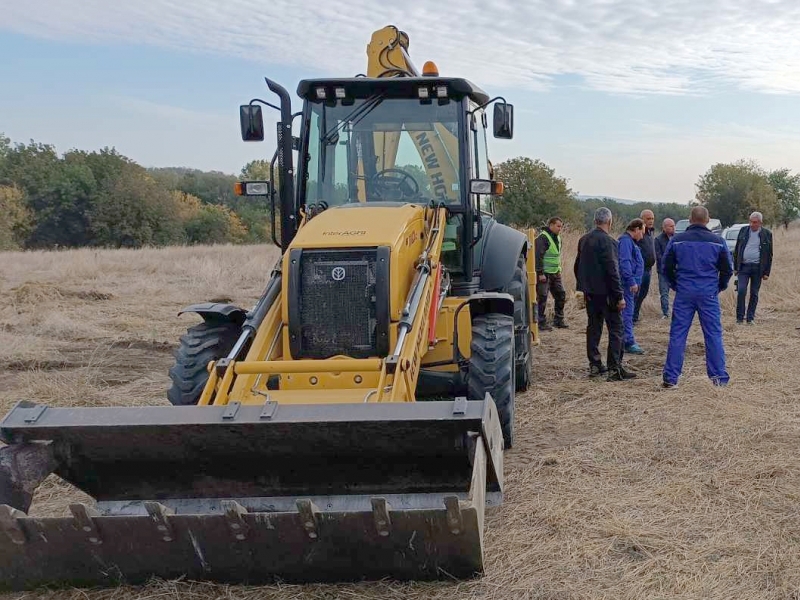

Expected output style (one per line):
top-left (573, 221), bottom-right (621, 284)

top-left (467, 292), bottom-right (515, 319)
top-left (177, 302), bottom-right (248, 326)
top-left (477, 219), bottom-right (528, 291)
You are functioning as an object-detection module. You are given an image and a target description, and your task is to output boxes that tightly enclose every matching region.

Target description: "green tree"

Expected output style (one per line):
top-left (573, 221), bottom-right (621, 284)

top-left (767, 168), bottom-right (800, 229)
top-left (184, 204), bottom-right (248, 245)
top-left (0, 185), bottom-right (31, 250)
top-left (493, 157), bottom-right (581, 228)
top-left (695, 160), bottom-right (779, 226)
top-left (91, 164), bottom-right (185, 247)
top-left (149, 167), bottom-right (238, 206)
top-left (578, 198), bottom-right (691, 231)
top-left (240, 159), bottom-right (272, 181)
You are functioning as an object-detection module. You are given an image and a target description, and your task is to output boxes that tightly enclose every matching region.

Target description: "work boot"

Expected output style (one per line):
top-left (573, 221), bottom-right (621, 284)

top-left (589, 363), bottom-right (608, 378)
top-left (625, 343), bottom-right (645, 355)
top-left (553, 319), bottom-right (569, 329)
top-left (538, 322), bottom-right (553, 331)
top-left (607, 367), bottom-right (637, 381)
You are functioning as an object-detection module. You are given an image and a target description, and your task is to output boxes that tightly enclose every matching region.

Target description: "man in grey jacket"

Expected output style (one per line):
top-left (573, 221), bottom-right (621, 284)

top-left (654, 218), bottom-right (675, 319)
top-left (733, 211), bottom-right (773, 325)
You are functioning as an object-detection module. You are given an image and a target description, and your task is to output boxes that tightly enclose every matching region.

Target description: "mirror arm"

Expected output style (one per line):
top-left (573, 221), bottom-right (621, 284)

top-left (248, 98), bottom-right (282, 113)
top-left (467, 96), bottom-right (508, 115)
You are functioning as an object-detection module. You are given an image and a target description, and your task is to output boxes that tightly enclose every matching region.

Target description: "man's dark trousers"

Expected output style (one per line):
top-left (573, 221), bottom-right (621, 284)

top-left (736, 263), bottom-right (763, 323)
top-left (537, 273), bottom-right (566, 324)
top-left (585, 293), bottom-right (623, 370)
top-left (633, 267), bottom-right (651, 323)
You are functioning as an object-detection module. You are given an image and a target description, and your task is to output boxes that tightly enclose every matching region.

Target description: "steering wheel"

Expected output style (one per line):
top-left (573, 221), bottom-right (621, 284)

top-left (370, 168), bottom-right (420, 201)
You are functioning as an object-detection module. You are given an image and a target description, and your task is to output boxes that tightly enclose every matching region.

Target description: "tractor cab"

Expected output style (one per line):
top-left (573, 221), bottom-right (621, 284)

top-left (239, 75), bottom-right (513, 281)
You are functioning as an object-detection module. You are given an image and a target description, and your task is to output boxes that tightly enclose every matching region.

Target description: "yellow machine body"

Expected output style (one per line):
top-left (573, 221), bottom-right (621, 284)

top-left (0, 24), bottom-right (533, 591)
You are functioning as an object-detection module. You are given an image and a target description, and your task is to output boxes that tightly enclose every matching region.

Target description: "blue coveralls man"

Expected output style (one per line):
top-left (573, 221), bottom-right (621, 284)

top-left (661, 206), bottom-right (733, 388)
top-left (618, 219), bottom-right (645, 355)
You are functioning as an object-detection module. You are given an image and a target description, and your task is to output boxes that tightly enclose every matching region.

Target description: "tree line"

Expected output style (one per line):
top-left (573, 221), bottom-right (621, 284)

top-left (1, 131), bottom-right (797, 252)
top-left (0, 132), bottom-right (274, 251)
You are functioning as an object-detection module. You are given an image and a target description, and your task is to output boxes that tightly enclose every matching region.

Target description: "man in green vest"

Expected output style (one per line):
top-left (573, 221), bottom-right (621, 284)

top-left (535, 216), bottom-right (568, 331)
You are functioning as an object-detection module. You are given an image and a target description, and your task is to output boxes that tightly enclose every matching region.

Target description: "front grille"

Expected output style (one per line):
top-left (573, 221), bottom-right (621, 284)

top-left (290, 248), bottom-right (389, 360)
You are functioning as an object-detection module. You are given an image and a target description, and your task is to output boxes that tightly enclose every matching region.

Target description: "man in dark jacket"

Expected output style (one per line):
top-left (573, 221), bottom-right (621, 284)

top-left (574, 207), bottom-right (636, 381)
top-left (661, 206), bottom-right (733, 388)
top-left (534, 216), bottom-right (567, 331)
top-left (654, 218), bottom-right (676, 318)
top-left (733, 211), bottom-right (773, 325)
top-left (633, 209), bottom-right (656, 324)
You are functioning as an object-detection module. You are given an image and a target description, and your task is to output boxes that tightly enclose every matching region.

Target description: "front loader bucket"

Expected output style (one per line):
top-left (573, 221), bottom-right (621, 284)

top-left (0, 397), bottom-right (503, 591)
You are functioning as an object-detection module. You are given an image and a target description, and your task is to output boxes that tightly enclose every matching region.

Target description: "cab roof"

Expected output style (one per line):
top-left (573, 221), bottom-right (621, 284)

top-left (297, 77), bottom-right (490, 105)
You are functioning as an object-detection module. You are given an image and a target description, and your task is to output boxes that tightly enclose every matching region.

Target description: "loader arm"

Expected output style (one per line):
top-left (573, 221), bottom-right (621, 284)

top-left (363, 26), bottom-right (460, 205)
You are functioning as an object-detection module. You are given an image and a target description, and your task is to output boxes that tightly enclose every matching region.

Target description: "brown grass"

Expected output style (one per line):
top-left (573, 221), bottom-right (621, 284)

top-left (2, 227), bottom-right (800, 599)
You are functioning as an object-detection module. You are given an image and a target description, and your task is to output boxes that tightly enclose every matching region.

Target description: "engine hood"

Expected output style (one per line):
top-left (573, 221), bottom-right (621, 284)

top-left (289, 203), bottom-right (426, 250)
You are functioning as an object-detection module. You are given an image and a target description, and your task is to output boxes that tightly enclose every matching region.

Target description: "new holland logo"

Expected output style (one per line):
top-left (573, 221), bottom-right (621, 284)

top-left (331, 267), bottom-right (346, 281)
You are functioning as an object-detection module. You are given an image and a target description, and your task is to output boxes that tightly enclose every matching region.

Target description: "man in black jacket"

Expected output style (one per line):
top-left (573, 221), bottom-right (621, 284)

top-left (733, 211), bottom-right (773, 324)
top-left (574, 207), bottom-right (636, 381)
top-left (633, 209), bottom-right (656, 324)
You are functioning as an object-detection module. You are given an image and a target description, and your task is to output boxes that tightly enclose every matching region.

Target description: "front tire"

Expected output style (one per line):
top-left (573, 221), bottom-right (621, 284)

top-left (505, 254), bottom-right (532, 391)
top-left (167, 320), bottom-right (241, 406)
top-left (467, 313), bottom-right (516, 449)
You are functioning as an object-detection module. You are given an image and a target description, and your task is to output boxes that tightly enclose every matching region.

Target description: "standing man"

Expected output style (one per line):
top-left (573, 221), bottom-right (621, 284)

top-left (655, 218), bottom-right (676, 319)
top-left (574, 207), bottom-right (636, 381)
top-left (662, 206), bottom-right (733, 388)
top-left (535, 217), bottom-right (568, 331)
top-left (733, 211), bottom-right (773, 325)
top-left (633, 209), bottom-right (656, 324)
top-left (619, 219), bottom-right (646, 355)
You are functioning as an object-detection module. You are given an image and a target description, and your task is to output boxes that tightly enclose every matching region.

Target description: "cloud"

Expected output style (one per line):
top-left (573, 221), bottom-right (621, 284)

top-left (3, 0), bottom-right (800, 95)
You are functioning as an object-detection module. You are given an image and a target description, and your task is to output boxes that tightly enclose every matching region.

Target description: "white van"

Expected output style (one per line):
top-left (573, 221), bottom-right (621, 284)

top-left (675, 218), bottom-right (722, 234)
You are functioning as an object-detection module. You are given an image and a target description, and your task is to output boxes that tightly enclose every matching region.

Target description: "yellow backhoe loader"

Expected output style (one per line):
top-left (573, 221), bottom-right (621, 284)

top-left (0, 26), bottom-right (537, 590)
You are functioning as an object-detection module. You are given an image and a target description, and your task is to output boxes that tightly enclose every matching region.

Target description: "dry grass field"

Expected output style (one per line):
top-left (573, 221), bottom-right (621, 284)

top-left (2, 225), bottom-right (800, 599)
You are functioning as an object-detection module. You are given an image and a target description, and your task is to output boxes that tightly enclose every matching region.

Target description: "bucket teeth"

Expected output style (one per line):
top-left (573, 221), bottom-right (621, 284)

top-left (444, 496), bottom-right (464, 535)
top-left (144, 501), bottom-right (175, 542)
top-left (371, 497), bottom-right (392, 537)
top-left (296, 499), bottom-right (320, 540)
top-left (0, 505), bottom-right (27, 545)
top-left (69, 504), bottom-right (102, 545)
top-left (221, 500), bottom-right (249, 541)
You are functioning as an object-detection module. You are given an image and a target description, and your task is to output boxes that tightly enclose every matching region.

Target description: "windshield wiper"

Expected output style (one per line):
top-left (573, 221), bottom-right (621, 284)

top-left (320, 93), bottom-right (385, 145)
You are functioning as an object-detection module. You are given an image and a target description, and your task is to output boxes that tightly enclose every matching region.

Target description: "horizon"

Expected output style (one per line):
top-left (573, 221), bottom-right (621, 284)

top-left (2, 1), bottom-right (800, 203)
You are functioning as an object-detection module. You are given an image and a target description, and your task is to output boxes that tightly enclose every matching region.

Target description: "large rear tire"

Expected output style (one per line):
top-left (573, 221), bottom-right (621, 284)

top-left (505, 254), bottom-right (532, 391)
top-left (167, 320), bottom-right (241, 406)
top-left (467, 313), bottom-right (516, 449)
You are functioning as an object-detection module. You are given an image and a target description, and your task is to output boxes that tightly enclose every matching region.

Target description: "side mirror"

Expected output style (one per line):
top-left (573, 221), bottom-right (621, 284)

top-left (493, 103), bottom-right (514, 139)
top-left (240, 104), bottom-right (265, 142)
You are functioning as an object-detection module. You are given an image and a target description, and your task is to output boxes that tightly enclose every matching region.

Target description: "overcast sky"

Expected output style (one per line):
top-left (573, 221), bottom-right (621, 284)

top-left (2, 0), bottom-right (800, 203)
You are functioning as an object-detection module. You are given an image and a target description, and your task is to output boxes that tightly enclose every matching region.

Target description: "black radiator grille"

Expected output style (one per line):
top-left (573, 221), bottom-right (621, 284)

top-left (297, 249), bottom-right (380, 359)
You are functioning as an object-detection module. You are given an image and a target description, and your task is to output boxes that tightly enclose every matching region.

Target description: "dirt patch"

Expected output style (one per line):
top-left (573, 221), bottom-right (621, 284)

top-left (109, 339), bottom-right (175, 352)
top-left (71, 290), bottom-right (114, 301)
top-left (10, 282), bottom-right (113, 305)
top-left (10, 282), bottom-right (64, 304)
